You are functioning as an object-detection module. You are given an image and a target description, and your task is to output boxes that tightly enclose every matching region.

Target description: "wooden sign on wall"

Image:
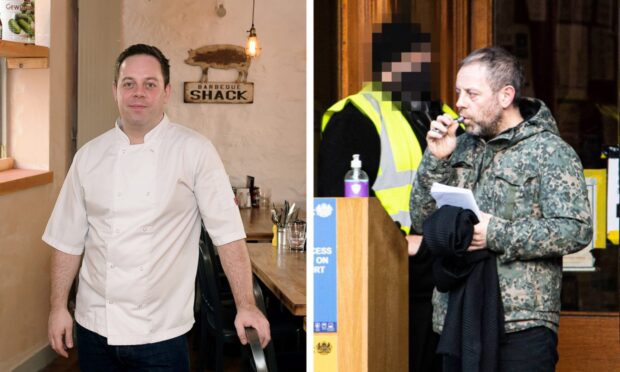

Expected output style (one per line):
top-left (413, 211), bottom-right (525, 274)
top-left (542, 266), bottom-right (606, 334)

top-left (183, 44), bottom-right (254, 104)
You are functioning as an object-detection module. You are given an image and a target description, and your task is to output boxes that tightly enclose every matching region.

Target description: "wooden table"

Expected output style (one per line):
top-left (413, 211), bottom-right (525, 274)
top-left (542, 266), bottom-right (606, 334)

top-left (247, 243), bottom-right (306, 316)
top-left (239, 207), bottom-right (305, 242)
top-left (239, 208), bottom-right (275, 241)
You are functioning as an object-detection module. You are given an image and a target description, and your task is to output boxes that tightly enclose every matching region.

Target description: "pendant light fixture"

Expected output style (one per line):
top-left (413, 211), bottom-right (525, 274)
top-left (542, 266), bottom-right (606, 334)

top-left (245, 0), bottom-right (260, 58)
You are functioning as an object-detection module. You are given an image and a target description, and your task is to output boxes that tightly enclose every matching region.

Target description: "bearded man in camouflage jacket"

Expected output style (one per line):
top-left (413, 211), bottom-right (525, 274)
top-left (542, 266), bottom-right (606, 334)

top-left (410, 46), bottom-right (592, 371)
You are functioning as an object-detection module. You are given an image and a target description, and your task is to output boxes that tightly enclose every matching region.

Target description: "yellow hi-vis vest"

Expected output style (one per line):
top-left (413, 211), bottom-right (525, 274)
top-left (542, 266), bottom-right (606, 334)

top-left (321, 90), bottom-right (423, 234)
top-left (322, 90), bottom-right (459, 233)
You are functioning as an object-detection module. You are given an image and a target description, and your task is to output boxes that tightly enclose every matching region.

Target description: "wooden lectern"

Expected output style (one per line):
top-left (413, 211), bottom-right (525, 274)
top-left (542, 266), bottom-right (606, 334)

top-left (314, 197), bottom-right (409, 371)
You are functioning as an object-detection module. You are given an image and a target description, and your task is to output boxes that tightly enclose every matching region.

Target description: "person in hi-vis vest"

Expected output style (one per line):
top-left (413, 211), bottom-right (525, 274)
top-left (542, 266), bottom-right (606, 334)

top-left (318, 22), bottom-right (458, 372)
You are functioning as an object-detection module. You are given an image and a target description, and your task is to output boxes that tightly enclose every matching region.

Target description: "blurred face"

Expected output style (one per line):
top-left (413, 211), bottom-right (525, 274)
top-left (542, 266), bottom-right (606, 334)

top-left (455, 63), bottom-right (503, 138)
top-left (379, 42), bottom-right (432, 109)
top-left (113, 54), bottom-right (170, 132)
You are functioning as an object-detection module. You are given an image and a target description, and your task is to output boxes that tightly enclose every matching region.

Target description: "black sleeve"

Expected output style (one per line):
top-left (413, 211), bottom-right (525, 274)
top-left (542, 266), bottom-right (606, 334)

top-left (317, 103), bottom-right (381, 197)
top-left (409, 239), bottom-right (436, 299)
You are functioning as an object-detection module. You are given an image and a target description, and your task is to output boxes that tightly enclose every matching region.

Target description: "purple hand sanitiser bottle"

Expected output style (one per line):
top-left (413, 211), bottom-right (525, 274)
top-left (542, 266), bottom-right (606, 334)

top-left (344, 154), bottom-right (369, 197)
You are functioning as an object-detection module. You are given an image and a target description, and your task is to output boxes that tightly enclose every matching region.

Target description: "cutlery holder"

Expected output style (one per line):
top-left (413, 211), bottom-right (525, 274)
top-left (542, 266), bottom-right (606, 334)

top-left (277, 226), bottom-right (288, 252)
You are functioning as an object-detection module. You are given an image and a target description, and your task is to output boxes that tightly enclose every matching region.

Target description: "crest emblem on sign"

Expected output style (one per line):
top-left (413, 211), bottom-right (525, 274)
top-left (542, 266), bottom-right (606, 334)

top-left (316, 341), bottom-right (332, 355)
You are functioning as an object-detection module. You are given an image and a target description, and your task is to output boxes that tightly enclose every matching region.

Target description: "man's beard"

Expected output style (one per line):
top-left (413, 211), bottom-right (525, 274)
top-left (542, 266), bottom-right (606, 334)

top-left (466, 101), bottom-right (503, 140)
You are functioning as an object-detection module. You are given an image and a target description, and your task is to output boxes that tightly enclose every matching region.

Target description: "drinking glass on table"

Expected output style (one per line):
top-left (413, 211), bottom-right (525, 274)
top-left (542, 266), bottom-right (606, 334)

top-left (287, 220), bottom-right (306, 251)
top-left (258, 187), bottom-right (272, 209)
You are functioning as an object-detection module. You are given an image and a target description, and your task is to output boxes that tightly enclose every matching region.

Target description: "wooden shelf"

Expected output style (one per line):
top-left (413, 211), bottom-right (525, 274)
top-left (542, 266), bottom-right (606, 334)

top-left (7, 57), bottom-right (48, 69)
top-left (0, 168), bottom-right (53, 196)
top-left (0, 40), bottom-right (48, 58)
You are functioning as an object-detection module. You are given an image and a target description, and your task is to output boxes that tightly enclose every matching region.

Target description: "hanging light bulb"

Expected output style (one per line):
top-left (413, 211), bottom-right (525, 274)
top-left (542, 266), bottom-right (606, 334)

top-left (245, 0), bottom-right (261, 58)
top-left (246, 26), bottom-right (260, 58)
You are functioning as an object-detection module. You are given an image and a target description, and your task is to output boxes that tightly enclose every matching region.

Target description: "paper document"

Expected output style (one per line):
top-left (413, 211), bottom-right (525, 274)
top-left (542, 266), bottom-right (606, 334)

top-left (430, 183), bottom-right (482, 220)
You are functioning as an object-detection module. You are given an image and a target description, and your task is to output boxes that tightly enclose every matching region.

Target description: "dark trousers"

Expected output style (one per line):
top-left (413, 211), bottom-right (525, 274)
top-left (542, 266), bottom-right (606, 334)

top-left (498, 326), bottom-right (558, 372)
top-left (76, 322), bottom-right (190, 372)
top-left (410, 299), bottom-right (442, 372)
top-left (440, 326), bottom-right (558, 372)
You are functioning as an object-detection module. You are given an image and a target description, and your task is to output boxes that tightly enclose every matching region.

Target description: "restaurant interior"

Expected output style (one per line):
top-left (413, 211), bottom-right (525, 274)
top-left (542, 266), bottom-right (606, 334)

top-left (0, 0), bottom-right (618, 371)
top-left (0, 0), bottom-right (305, 371)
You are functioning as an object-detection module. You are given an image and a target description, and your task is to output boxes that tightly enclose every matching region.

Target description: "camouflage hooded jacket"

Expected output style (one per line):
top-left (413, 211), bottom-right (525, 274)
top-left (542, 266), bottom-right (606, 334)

top-left (410, 98), bottom-right (593, 334)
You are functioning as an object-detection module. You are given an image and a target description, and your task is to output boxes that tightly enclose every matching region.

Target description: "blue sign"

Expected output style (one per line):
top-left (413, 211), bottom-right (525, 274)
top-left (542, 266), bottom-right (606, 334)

top-left (314, 198), bottom-right (337, 332)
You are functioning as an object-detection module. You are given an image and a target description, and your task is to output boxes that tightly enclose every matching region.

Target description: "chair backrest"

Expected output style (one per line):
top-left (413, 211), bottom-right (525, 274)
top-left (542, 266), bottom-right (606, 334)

top-left (246, 327), bottom-right (269, 372)
top-left (201, 226), bottom-right (235, 299)
top-left (197, 224), bottom-right (277, 372)
top-left (197, 228), bottom-right (226, 333)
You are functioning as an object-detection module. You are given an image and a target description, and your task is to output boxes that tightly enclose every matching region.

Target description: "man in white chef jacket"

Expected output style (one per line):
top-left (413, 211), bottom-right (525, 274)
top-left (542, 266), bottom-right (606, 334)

top-left (43, 44), bottom-right (270, 371)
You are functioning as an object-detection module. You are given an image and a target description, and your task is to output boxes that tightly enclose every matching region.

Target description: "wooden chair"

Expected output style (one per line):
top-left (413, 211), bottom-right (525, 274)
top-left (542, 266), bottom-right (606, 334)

top-left (196, 227), bottom-right (278, 372)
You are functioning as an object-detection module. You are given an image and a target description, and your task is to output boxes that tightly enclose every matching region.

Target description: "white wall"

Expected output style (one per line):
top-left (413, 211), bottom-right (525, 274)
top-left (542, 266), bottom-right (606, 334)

top-left (122, 0), bottom-right (306, 204)
top-left (77, 0), bottom-right (122, 149)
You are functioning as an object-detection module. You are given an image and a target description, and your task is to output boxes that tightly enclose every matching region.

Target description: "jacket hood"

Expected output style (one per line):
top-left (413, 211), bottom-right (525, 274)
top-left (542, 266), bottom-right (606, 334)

top-left (494, 97), bottom-right (559, 146)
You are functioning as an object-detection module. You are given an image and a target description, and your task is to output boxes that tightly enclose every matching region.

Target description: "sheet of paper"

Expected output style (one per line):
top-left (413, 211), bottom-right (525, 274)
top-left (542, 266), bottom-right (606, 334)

top-left (607, 158), bottom-right (619, 236)
top-left (430, 183), bottom-right (482, 220)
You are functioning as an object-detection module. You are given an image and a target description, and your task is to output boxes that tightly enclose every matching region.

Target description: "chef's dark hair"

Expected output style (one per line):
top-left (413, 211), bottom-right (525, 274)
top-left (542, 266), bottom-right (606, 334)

top-left (114, 44), bottom-right (170, 86)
